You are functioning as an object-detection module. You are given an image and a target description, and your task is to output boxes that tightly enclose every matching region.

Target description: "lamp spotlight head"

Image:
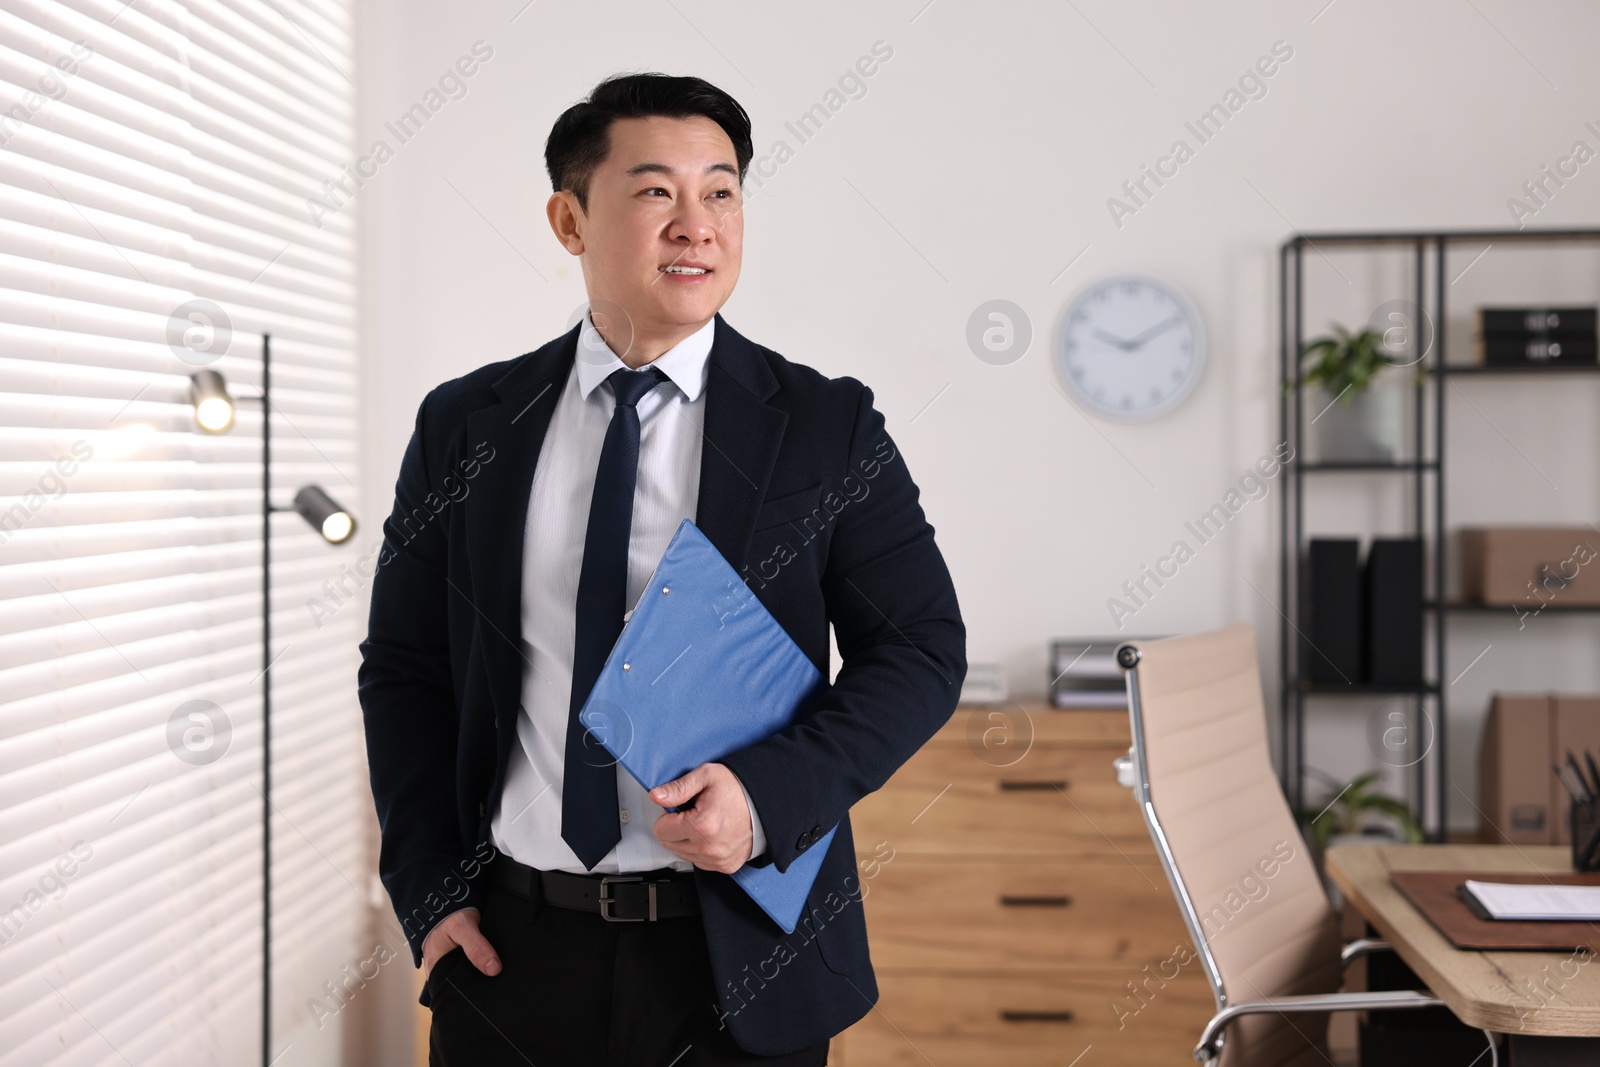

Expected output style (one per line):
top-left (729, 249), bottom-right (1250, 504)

top-left (189, 369), bottom-right (236, 434)
top-left (293, 485), bottom-right (356, 545)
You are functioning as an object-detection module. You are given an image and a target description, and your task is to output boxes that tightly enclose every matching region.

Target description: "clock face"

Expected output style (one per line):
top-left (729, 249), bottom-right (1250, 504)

top-left (1054, 275), bottom-right (1205, 421)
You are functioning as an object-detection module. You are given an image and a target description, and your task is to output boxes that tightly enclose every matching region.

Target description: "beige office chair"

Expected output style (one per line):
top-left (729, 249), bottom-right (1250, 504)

top-left (1114, 622), bottom-right (1496, 1066)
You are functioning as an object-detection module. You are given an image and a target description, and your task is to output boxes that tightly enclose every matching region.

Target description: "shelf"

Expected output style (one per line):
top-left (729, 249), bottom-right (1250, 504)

top-left (1432, 601), bottom-right (1600, 615)
top-left (1295, 682), bottom-right (1439, 697)
top-left (1300, 460), bottom-right (1439, 472)
top-left (1288, 227), bottom-right (1600, 247)
top-left (1279, 225), bottom-right (1600, 841)
top-left (1444, 363), bottom-right (1600, 376)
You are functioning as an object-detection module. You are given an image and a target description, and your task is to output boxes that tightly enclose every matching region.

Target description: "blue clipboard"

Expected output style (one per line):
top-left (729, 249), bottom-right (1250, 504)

top-left (578, 518), bottom-right (837, 934)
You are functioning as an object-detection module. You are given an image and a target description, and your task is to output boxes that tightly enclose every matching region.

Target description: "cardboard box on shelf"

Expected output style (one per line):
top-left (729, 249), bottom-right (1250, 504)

top-left (1480, 694), bottom-right (1554, 844)
top-left (1459, 527), bottom-right (1600, 607)
top-left (1480, 694), bottom-right (1600, 845)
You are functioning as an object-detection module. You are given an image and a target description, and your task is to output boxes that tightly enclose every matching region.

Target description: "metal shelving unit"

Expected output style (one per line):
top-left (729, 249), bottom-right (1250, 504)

top-left (1278, 227), bottom-right (1600, 841)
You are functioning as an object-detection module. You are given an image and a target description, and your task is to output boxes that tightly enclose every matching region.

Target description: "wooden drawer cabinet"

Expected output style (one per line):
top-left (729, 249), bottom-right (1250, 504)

top-left (858, 857), bottom-right (1188, 970)
top-left (832, 704), bottom-right (1211, 1066)
top-left (838, 970), bottom-right (1214, 1067)
top-left (849, 745), bottom-right (1147, 856)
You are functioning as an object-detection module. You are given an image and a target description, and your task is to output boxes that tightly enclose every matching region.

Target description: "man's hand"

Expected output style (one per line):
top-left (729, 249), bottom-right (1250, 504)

top-left (649, 762), bottom-right (753, 874)
top-left (422, 908), bottom-right (502, 980)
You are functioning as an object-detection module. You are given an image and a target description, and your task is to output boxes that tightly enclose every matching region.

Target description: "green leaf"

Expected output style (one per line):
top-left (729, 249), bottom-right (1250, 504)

top-left (1296, 324), bottom-right (1403, 399)
top-left (1363, 796), bottom-right (1425, 842)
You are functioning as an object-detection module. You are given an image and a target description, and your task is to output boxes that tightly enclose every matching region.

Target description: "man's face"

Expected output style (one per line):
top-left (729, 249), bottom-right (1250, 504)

top-left (552, 115), bottom-right (743, 347)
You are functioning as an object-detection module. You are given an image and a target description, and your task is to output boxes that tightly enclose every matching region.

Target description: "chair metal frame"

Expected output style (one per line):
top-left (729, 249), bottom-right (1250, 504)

top-left (1115, 640), bottom-right (1497, 1066)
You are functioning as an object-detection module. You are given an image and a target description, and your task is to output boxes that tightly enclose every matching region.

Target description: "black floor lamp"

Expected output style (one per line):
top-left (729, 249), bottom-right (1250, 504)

top-left (188, 333), bottom-right (357, 1067)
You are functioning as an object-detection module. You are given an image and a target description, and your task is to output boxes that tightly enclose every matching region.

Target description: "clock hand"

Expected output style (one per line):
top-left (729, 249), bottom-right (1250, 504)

top-left (1125, 313), bottom-right (1184, 349)
top-left (1091, 328), bottom-right (1133, 351)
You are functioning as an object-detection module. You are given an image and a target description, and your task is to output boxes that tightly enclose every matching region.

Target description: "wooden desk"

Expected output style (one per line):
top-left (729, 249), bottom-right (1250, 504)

top-left (1326, 843), bottom-right (1600, 1038)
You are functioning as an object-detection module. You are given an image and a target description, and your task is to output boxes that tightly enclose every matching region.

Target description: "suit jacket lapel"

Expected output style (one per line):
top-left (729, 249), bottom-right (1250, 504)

top-left (466, 323), bottom-right (576, 726)
top-left (694, 314), bottom-right (788, 569)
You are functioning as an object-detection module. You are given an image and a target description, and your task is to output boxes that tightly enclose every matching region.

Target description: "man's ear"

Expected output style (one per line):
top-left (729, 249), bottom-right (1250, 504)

top-left (547, 191), bottom-right (585, 255)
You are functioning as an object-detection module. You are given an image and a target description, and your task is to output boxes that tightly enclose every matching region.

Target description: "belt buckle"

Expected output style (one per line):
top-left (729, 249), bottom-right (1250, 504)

top-left (598, 875), bottom-right (656, 922)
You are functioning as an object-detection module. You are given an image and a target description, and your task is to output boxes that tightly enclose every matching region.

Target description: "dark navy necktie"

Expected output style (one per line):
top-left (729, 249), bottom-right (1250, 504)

top-left (561, 364), bottom-right (670, 869)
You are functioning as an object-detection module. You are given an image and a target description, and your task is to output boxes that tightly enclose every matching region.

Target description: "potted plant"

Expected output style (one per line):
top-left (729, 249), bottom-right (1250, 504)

top-left (1303, 769), bottom-right (1425, 855)
top-left (1292, 323), bottom-right (1412, 462)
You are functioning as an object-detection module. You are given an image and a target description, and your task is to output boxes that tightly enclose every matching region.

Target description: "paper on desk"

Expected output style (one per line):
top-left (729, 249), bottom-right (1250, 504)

top-left (1463, 879), bottom-right (1600, 921)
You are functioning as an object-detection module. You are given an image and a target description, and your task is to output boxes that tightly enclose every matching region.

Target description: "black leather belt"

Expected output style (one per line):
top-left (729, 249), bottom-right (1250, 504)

top-left (490, 854), bottom-right (699, 921)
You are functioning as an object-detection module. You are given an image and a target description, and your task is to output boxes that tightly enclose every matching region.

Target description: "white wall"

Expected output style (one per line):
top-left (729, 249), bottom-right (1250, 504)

top-left (353, 0), bottom-right (1600, 849)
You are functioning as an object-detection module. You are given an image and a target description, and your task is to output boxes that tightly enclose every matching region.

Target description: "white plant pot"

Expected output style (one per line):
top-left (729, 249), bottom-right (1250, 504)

top-left (1309, 381), bottom-right (1402, 463)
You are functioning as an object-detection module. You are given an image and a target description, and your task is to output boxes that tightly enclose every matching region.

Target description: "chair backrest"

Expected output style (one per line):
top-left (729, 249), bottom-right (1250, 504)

top-left (1119, 622), bottom-right (1342, 1067)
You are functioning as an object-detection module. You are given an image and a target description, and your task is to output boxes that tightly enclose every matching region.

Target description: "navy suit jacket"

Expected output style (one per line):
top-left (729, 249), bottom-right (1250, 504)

top-left (357, 312), bottom-right (966, 1055)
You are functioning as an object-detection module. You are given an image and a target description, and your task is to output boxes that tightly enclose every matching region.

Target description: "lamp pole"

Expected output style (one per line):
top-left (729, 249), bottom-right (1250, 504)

top-left (261, 331), bottom-right (273, 1067)
top-left (193, 332), bottom-right (353, 1065)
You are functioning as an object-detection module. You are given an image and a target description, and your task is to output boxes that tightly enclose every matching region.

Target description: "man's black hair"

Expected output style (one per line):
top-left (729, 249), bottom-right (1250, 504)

top-left (545, 72), bottom-right (753, 215)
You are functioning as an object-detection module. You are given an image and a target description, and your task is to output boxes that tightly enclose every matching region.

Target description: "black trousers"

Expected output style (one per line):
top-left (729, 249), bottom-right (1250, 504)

top-left (426, 873), bottom-right (831, 1066)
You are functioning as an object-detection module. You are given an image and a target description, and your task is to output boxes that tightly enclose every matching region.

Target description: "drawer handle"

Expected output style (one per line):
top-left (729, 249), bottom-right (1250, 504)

top-left (998, 779), bottom-right (1068, 791)
top-left (999, 1010), bottom-right (1075, 1023)
top-left (998, 894), bottom-right (1072, 907)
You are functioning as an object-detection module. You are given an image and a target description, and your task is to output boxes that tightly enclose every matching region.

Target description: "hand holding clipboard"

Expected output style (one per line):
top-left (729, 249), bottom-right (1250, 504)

top-left (578, 519), bottom-right (839, 933)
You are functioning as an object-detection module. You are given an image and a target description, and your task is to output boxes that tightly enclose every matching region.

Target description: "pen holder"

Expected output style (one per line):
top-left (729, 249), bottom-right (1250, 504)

top-left (1572, 800), bottom-right (1600, 872)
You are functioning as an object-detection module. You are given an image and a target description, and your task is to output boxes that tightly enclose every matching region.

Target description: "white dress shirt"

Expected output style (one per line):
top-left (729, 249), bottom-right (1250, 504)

top-left (488, 311), bottom-right (767, 874)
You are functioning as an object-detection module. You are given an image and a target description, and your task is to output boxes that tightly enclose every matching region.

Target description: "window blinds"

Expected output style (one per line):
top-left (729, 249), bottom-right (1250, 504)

top-left (0, 1), bottom-right (364, 1064)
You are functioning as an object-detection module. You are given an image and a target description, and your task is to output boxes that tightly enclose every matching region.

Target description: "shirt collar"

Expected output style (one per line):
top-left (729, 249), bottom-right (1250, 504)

top-left (575, 311), bottom-right (715, 403)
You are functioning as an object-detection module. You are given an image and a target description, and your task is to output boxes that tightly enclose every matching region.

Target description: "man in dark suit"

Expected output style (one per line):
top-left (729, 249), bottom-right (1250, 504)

top-left (358, 71), bottom-right (965, 1065)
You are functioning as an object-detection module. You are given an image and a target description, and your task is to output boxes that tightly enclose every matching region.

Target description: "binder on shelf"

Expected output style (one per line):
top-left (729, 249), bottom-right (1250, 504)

top-left (1303, 539), bottom-right (1362, 683)
top-left (1474, 334), bottom-right (1597, 366)
top-left (1475, 305), bottom-right (1598, 366)
top-left (1477, 306), bottom-right (1597, 336)
top-left (577, 518), bottom-right (835, 935)
top-left (1364, 538), bottom-right (1423, 685)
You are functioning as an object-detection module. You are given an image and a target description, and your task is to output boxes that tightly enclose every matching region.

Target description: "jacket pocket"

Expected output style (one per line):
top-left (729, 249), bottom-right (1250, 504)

top-left (809, 827), bottom-right (872, 976)
top-left (753, 481), bottom-right (823, 532)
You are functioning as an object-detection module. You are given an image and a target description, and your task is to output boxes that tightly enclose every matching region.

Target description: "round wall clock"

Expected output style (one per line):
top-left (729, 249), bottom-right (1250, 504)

top-left (1053, 274), bottom-right (1206, 421)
